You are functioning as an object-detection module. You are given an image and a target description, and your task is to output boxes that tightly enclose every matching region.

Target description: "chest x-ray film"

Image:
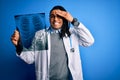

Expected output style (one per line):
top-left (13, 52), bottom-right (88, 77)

top-left (14, 13), bottom-right (48, 50)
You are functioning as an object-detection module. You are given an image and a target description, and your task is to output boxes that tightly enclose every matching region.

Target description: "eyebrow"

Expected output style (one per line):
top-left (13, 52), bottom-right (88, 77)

top-left (50, 14), bottom-right (63, 19)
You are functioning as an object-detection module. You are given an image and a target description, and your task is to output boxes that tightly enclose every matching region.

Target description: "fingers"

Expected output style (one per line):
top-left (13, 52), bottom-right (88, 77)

top-left (56, 10), bottom-right (73, 22)
top-left (56, 10), bottom-right (67, 18)
top-left (12, 30), bottom-right (19, 39)
top-left (11, 30), bottom-right (20, 46)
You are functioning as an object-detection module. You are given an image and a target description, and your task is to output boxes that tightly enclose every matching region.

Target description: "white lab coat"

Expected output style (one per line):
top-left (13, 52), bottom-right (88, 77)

top-left (18, 22), bottom-right (94, 80)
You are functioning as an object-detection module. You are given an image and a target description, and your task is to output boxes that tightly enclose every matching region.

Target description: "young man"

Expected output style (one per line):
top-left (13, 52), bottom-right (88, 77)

top-left (11, 5), bottom-right (94, 80)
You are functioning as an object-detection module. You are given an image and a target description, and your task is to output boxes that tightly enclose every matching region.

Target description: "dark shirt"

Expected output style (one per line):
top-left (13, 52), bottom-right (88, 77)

top-left (49, 33), bottom-right (69, 80)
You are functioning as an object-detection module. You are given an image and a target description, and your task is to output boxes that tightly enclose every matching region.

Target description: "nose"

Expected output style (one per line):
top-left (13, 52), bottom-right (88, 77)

top-left (54, 16), bottom-right (58, 21)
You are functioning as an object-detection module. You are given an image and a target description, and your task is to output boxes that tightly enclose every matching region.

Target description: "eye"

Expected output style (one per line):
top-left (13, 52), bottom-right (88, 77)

top-left (56, 15), bottom-right (62, 19)
top-left (50, 14), bottom-right (55, 18)
top-left (50, 14), bottom-right (62, 19)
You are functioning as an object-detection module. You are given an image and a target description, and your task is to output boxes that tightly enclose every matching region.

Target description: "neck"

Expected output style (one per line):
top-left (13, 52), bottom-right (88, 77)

top-left (50, 27), bottom-right (61, 33)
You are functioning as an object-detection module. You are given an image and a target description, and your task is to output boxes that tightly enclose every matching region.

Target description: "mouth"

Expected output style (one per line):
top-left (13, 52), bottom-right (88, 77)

top-left (54, 22), bottom-right (60, 26)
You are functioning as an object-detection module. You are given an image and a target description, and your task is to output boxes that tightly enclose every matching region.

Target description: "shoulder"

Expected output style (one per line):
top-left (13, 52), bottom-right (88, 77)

top-left (35, 27), bottom-right (50, 35)
top-left (35, 29), bottom-right (47, 39)
top-left (36, 29), bottom-right (46, 34)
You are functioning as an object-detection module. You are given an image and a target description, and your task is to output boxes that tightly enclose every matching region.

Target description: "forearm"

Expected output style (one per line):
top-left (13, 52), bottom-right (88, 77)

top-left (15, 38), bottom-right (23, 55)
top-left (73, 21), bottom-right (94, 46)
top-left (15, 38), bottom-right (35, 64)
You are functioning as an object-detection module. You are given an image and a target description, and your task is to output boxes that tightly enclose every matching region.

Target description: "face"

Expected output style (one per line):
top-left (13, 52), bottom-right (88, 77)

top-left (49, 9), bottom-right (63, 30)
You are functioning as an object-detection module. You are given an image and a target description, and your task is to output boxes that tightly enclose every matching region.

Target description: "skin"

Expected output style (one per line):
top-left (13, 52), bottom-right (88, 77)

top-left (50, 9), bottom-right (73, 29)
top-left (11, 9), bottom-right (73, 46)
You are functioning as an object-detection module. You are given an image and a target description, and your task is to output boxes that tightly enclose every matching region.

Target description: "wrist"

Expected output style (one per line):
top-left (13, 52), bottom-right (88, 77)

top-left (16, 37), bottom-right (23, 55)
top-left (71, 18), bottom-right (80, 26)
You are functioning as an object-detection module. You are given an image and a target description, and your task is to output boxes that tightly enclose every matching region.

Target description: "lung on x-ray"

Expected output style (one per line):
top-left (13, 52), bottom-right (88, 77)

top-left (14, 13), bottom-right (47, 49)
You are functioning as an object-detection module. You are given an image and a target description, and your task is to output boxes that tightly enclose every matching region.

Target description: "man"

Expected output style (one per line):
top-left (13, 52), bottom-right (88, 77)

top-left (11, 5), bottom-right (94, 80)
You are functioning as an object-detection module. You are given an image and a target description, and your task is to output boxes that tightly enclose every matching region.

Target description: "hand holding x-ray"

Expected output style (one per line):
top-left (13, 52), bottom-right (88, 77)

top-left (11, 28), bottom-right (20, 46)
top-left (12, 13), bottom-right (46, 49)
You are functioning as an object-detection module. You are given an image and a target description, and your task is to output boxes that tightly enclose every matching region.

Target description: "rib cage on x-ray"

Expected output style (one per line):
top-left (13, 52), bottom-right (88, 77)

top-left (14, 13), bottom-right (46, 49)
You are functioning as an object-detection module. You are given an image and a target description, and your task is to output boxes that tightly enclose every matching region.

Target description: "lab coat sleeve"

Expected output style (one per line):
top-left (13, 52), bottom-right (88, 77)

top-left (16, 35), bottom-right (36, 64)
top-left (73, 22), bottom-right (94, 47)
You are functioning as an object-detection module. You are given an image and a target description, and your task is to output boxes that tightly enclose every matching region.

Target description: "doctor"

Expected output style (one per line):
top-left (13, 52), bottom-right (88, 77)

top-left (11, 5), bottom-right (94, 80)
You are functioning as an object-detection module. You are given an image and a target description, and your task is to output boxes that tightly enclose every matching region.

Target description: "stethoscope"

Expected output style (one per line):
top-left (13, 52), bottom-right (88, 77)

top-left (69, 36), bottom-right (75, 53)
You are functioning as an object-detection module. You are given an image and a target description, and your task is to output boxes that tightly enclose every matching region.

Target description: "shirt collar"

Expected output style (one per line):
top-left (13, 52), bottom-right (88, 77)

top-left (49, 26), bottom-right (61, 33)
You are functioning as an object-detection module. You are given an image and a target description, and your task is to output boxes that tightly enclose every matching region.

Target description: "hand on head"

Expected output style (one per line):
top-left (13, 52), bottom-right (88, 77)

top-left (55, 10), bottom-right (73, 22)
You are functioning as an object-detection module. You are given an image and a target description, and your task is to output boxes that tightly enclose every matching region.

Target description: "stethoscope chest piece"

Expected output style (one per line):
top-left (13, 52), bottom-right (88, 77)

top-left (70, 48), bottom-right (75, 52)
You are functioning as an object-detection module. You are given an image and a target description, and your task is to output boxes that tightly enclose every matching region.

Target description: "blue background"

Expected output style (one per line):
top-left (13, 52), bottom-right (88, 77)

top-left (0, 0), bottom-right (120, 80)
